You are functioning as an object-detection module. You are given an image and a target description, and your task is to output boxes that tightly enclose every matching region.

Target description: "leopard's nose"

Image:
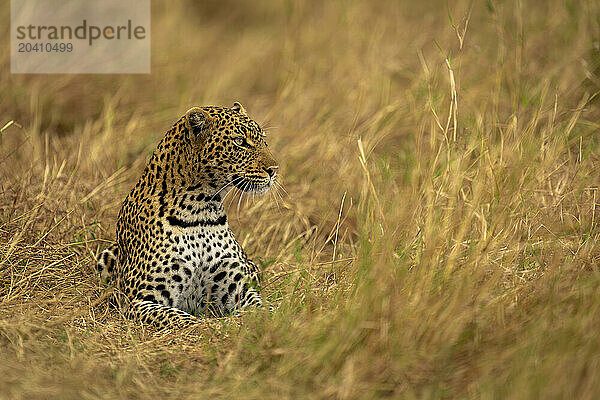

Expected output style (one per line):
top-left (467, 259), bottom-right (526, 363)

top-left (265, 165), bottom-right (279, 178)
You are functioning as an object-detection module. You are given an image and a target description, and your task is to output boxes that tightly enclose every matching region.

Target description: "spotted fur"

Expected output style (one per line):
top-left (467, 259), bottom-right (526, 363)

top-left (96, 102), bottom-right (278, 327)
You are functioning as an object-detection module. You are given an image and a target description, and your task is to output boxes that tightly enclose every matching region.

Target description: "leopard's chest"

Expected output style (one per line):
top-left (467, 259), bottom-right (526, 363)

top-left (161, 223), bottom-right (245, 314)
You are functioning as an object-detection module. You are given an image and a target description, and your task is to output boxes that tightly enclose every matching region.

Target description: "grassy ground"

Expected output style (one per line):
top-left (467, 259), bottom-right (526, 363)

top-left (1, 0), bottom-right (600, 398)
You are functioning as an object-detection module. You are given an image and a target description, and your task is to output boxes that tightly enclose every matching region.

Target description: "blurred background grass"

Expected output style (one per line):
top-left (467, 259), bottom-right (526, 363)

top-left (1, 0), bottom-right (600, 398)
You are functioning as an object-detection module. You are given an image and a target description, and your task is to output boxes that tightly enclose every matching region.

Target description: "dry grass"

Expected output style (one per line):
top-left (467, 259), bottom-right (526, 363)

top-left (1, 0), bottom-right (600, 398)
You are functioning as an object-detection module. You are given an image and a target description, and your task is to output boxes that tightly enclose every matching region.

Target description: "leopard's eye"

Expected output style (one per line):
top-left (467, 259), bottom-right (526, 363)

top-left (233, 137), bottom-right (245, 147)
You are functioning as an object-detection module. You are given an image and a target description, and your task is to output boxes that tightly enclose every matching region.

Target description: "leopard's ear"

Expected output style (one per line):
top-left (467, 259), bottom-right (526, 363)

top-left (184, 107), bottom-right (211, 140)
top-left (231, 101), bottom-right (248, 116)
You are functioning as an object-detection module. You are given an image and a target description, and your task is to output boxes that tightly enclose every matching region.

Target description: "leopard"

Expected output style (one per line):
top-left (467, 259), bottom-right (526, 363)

top-left (96, 102), bottom-right (278, 328)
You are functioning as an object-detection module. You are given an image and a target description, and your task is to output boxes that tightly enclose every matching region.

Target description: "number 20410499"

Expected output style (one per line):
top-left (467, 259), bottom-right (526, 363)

top-left (17, 42), bottom-right (73, 53)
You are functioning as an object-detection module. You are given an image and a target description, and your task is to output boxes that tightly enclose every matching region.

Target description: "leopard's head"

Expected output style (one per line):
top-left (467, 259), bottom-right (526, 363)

top-left (184, 102), bottom-right (278, 194)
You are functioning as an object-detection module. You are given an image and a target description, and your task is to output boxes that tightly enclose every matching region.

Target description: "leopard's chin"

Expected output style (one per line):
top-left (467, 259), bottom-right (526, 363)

top-left (251, 183), bottom-right (272, 194)
top-left (232, 176), bottom-right (271, 194)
